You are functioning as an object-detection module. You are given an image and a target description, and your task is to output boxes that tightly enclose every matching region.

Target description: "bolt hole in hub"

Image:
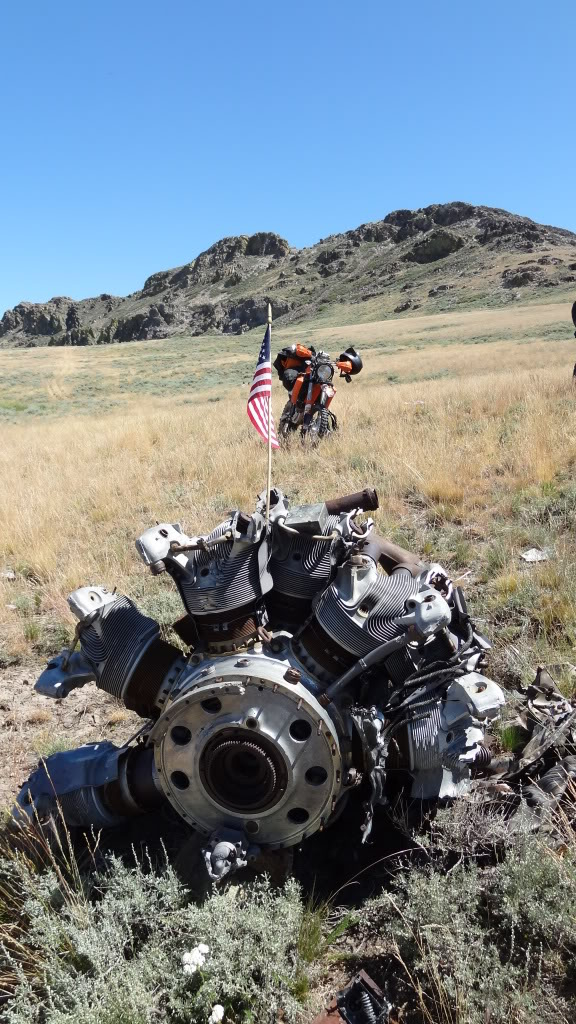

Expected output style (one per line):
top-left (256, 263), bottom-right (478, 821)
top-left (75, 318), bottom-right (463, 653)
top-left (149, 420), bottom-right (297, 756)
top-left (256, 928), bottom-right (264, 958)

top-left (201, 697), bottom-right (222, 714)
top-left (287, 807), bottom-right (309, 824)
top-left (171, 770), bottom-right (190, 790)
top-left (199, 729), bottom-right (288, 813)
top-left (289, 719), bottom-right (312, 741)
top-left (305, 765), bottom-right (328, 786)
top-left (171, 725), bottom-right (192, 745)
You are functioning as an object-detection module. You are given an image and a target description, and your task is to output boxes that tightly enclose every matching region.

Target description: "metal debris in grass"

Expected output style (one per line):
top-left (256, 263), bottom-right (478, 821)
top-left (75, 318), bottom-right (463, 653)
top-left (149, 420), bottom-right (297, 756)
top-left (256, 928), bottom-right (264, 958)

top-left (520, 547), bottom-right (554, 562)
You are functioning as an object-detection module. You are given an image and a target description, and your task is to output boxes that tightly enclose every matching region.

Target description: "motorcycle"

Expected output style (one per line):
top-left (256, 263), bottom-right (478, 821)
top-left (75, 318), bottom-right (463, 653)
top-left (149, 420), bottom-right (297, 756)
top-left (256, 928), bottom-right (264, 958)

top-left (277, 345), bottom-right (362, 443)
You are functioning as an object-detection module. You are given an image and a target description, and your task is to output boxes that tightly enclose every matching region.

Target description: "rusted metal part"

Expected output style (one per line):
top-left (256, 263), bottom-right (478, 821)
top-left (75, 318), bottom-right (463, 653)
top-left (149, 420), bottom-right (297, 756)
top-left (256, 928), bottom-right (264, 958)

top-left (311, 970), bottom-right (390, 1024)
top-left (284, 667), bottom-right (301, 684)
top-left (169, 531), bottom-right (233, 554)
top-left (361, 534), bottom-right (425, 578)
top-left (194, 607), bottom-right (260, 653)
top-left (325, 489), bottom-right (379, 515)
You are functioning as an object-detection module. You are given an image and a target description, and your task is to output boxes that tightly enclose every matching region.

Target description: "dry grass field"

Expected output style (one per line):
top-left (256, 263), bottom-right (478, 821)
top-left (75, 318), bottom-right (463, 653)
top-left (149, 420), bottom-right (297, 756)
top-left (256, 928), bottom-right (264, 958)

top-left (1, 297), bottom-right (576, 801)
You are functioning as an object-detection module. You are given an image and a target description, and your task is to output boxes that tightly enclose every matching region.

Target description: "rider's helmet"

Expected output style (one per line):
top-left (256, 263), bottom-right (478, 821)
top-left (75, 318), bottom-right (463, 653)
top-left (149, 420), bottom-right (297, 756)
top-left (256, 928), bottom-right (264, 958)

top-left (339, 346), bottom-right (363, 375)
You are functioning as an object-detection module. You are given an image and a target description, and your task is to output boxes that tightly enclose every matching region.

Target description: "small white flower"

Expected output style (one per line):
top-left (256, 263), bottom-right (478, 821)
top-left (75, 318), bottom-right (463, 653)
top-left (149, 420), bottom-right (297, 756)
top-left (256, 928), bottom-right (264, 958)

top-left (182, 943), bottom-right (209, 975)
top-left (208, 1005), bottom-right (225, 1024)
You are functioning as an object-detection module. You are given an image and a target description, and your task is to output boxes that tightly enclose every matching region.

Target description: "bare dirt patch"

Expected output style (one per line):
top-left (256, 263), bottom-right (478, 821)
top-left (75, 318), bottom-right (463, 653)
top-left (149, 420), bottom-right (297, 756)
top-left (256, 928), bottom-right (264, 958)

top-left (0, 664), bottom-right (139, 810)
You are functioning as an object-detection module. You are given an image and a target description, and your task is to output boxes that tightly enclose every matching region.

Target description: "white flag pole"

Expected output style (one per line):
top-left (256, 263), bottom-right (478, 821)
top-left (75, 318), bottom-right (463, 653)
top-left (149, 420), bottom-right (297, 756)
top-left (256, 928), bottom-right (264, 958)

top-left (265, 303), bottom-right (273, 523)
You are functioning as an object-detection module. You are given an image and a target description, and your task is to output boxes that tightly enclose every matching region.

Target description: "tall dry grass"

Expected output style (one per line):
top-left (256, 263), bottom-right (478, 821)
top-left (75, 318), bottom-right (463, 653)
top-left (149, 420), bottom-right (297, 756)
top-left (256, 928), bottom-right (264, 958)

top-left (1, 364), bottom-right (575, 656)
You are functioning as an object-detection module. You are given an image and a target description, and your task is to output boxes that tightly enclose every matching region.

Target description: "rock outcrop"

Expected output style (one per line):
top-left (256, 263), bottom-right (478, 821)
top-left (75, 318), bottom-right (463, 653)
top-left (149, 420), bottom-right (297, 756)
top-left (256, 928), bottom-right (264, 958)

top-left (402, 230), bottom-right (464, 264)
top-left (2, 204), bottom-right (575, 348)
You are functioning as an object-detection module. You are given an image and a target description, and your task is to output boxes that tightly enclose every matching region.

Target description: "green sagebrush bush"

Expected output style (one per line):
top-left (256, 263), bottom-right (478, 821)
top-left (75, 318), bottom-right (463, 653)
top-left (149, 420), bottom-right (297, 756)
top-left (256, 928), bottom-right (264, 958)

top-left (359, 827), bottom-right (576, 1024)
top-left (1, 850), bottom-right (307, 1024)
top-left (3, 806), bottom-right (576, 1024)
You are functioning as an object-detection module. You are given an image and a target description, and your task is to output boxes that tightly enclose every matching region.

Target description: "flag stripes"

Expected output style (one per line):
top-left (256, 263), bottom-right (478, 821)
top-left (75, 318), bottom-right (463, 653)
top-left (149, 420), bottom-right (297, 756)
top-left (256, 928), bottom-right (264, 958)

top-left (247, 324), bottom-right (279, 448)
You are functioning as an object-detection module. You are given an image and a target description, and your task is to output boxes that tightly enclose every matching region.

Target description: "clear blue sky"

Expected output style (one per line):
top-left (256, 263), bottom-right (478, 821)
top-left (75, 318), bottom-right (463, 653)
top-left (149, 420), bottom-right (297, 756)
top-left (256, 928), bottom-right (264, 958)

top-left (1, 0), bottom-right (575, 314)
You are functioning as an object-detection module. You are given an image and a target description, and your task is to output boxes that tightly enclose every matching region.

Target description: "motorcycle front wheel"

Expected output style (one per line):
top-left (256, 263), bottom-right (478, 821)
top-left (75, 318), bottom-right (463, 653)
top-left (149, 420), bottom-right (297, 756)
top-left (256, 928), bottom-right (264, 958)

top-left (302, 407), bottom-right (336, 446)
top-left (278, 400), bottom-right (297, 443)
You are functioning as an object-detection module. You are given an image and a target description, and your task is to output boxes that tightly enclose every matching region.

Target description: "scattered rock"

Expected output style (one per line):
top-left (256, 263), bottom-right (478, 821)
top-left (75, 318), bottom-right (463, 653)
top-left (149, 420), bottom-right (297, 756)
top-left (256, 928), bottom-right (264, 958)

top-left (245, 232), bottom-right (290, 258)
top-left (65, 305), bottom-right (81, 331)
top-left (319, 261), bottom-right (346, 278)
top-left (502, 269), bottom-right (538, 289)
top-left (403, 230), bottom-right (464, 264)
top-left (223, 297), bottom-right (290, 334)
top-left (315, 248), bottom-right (344, 266)
top-left (0, 302), bottom-right (64, 337)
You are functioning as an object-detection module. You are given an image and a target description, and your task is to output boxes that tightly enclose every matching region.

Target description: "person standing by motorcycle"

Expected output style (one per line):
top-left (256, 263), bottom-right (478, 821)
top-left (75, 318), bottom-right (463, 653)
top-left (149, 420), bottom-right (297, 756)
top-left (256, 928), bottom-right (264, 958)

top-left (273, 343), bottom-right (363, 391)
top-left (273, 342), bottom-right (316, 395)
top-left (273, 342), bottom-right (363, 441)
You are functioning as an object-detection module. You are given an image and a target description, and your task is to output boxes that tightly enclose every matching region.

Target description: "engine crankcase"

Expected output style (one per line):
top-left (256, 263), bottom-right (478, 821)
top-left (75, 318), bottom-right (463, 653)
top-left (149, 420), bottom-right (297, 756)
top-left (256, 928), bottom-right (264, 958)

top-left (149, 654), bottom-right (344, 848)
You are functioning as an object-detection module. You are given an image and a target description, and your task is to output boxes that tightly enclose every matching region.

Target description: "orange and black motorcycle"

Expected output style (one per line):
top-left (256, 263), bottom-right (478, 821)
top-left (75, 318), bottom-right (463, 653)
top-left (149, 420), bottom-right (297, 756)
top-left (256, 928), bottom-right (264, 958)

top-left (274, 344), bottom-right (363, 442)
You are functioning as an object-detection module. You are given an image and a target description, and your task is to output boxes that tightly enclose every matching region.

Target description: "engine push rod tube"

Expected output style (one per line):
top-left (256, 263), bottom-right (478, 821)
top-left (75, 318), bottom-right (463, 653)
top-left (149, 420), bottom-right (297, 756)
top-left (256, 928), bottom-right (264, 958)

top-left (324, 633), bottom-right (413, 701)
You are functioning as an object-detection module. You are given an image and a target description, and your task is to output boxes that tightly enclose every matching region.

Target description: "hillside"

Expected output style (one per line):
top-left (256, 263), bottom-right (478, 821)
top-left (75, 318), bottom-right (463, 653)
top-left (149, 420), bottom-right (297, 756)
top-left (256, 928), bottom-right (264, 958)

top-left (2, 202), bottom-right (576, 348)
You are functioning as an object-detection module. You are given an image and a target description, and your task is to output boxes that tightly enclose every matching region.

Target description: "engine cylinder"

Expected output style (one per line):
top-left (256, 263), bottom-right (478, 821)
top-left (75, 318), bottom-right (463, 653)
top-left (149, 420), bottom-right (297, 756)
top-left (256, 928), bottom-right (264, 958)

top-left (177, 520), bottom-right (269, 617)
top-left (293, 557), bottom-right (418, 682)
top-left (162, 517), bottom-right (272, 651)
top-left (267, 514), bottom-right (339, 624)
top-left (68, 586), bottom-right (182, 717)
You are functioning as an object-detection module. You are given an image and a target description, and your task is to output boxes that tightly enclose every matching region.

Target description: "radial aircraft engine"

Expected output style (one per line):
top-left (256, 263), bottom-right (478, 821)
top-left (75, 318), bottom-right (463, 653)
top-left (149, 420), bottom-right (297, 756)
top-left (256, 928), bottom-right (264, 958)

top-left (16, 487), bottom-right (505, 880)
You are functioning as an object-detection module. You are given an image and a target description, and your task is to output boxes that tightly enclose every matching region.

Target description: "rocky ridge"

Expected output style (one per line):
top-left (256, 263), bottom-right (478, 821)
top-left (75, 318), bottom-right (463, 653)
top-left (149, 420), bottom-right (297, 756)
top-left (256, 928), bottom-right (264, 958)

top-left (2, 204), bottom-right (576, 347)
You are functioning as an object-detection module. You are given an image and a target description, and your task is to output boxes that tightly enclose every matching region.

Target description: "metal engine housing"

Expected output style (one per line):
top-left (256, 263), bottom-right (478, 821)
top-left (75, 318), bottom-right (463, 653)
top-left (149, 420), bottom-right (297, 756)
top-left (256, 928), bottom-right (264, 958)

top-left (20, 486), bottom-right (508, 881)
top-left (150, 652), bottom-right (345, 847)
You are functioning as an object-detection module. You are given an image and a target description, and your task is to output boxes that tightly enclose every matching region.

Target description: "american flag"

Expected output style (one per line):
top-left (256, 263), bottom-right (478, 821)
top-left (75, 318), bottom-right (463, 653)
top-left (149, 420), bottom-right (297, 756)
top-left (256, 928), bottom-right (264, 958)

top-left (247, 324), bottom-right (279, 448)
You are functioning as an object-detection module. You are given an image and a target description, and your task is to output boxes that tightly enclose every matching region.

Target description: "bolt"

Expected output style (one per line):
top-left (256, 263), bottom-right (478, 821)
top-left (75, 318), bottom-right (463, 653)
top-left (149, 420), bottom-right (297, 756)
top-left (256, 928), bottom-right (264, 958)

top-left (284, 668), bottom-right (301, 684)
